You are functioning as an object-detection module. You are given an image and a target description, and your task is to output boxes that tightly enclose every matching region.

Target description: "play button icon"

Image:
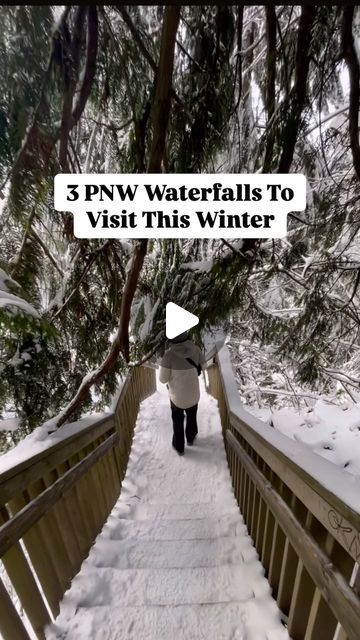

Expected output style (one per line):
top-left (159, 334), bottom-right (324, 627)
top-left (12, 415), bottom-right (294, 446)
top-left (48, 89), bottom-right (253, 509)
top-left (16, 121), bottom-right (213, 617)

top-left (166, 302), bottom-right (199, 340)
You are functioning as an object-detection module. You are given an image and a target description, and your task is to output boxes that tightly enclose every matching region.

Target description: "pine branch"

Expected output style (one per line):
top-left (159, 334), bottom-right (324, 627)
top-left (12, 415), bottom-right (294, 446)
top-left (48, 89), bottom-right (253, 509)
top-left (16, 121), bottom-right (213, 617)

top-left (116, 6), bottom-right (157, 73)
top-left (176, 38), bottom-right (204, 73)
top-left (51, 241), bottom-right (111, 318)
top-left (338, 269), bottom-right (360, 310)
top-left (30, 228), bottom-right (64, 278)
top-left (10, 207), bottom-right (36, 280)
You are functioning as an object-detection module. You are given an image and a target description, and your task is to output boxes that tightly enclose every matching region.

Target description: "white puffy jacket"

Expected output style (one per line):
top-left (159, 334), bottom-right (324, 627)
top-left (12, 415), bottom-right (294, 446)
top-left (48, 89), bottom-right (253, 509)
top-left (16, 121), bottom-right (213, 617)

top-left (159, 340), bottom-right (205, 409)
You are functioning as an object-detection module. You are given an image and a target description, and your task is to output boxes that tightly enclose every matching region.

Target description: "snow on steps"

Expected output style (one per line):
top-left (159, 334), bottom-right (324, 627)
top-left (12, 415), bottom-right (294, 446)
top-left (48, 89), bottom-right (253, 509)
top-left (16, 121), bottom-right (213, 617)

top-left (87, 534), bottom-right (258, 570)
top-left (46, 380), bottom-right (289, 640)
top-left (49, 601), bottom-right (287, 640)
top-left (124, 499), bottom-right (239, 521)
top-left (103, 514), bottom-right (247, 541)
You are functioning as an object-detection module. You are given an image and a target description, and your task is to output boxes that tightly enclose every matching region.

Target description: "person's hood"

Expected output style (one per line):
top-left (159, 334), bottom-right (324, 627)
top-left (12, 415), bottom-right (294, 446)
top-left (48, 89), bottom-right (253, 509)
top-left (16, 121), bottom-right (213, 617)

top-left (170, 340), bottom-right (196, 358)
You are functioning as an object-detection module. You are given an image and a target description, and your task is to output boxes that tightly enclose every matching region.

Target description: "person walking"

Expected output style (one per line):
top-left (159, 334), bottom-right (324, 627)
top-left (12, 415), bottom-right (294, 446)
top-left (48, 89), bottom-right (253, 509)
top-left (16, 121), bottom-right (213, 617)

top-left (159, 331), bottom-right (205, 456)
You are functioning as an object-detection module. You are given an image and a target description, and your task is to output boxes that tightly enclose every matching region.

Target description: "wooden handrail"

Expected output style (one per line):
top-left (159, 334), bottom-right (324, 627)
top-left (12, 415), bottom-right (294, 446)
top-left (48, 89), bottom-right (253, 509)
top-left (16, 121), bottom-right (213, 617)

top-left (206, 348), bottom-right (360, 640)
top-left (0, 433), bottom-right (118, 558)
top-left (0, 364), bottom-right (156, 640)
top-left (0, 415), bottom-right (115, 506)
top-left (227, 430), bottom-right (360, 640)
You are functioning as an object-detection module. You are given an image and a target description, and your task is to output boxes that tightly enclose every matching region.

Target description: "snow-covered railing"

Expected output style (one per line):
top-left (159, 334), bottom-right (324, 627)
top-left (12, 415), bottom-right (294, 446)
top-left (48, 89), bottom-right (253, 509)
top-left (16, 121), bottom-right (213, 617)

top-left (206, 348), bottom-right (360, 640)
top-left (0, 365), bottom-right (156, 640)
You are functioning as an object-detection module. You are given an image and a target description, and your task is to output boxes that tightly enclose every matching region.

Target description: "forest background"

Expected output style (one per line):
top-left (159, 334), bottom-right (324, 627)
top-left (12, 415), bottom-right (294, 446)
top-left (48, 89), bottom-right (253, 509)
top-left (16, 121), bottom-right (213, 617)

top-left (1, 5), bottom-right (360, 453)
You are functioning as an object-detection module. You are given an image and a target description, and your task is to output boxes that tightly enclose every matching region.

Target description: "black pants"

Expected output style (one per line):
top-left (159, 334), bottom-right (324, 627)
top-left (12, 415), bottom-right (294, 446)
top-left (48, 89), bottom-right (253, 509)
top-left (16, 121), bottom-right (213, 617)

top-left (171, 401), bottom-right (198, 454)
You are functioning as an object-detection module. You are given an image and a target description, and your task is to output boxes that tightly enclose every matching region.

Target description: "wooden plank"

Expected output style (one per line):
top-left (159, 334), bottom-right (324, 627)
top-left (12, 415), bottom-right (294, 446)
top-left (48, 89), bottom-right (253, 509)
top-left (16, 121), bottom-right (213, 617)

top-left (49, 464), bottom-right (82, 573)
top-left (96, 441), bottom-right (113, 515)
top-left (227, 430), bottom-right (360, 640)
top-left (277, 495), bottom-right (300, 613)
top-left (114, 416), bottom-right (126, 482)
top-left (0, 509), bottom-right (50, 638)
top-left (0, 433), bottom-right (118, 559)
top-left (242, 472), bottom-right (249, 526)
top-left (26, 478), bottom-right (71, 594)
top-left (268, 521), bottom-right (286, 597)
top-left (68, 454), bottom-right (94, 542)
top-left (288, 560), bottom-right (315, 639)
top-left (262, 505), bottom-right (275, 574)
top-left (247, 479), bottom-right (254, 534)
top-left (335, 627), bottom-right (347, 640)
top-left (304, 587), bottom-right (338, 640)
top-left (112, 436), bottom-right (123, 485)
top-left (82, 442), bottom-right (106, 530)
top-left (66, 454), bottom-right (96, 556)
top-left (235, 454), bottom-right (241, 504)
top-left (72, 453), bottom-right (99, 539)
top-left (255, 496), bottom-right (266, 556)
top-left (240, 465), bottom-right (246, 513)
top-left (113, 378), bottom-right (131, 416)
top-left (0, 576), bottom-right (30, 640)
top-left (277, 538), bottom-right (299, 614)
top-left (105, 446), bottom-right (121, 505)
top-left (251, 485), bottom-right (260, 540)
top-left (8, 493), bottom-right (62, 617)
top-left (91, 441), bottom-right (112, 518)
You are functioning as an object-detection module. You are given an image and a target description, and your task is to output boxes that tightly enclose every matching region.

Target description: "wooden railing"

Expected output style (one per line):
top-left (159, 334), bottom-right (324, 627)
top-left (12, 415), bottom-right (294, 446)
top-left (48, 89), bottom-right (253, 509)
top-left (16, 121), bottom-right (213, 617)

top-left (206, 348), bottom-right (360, 640)
top-left (0, 365), bottom-right (156, 640)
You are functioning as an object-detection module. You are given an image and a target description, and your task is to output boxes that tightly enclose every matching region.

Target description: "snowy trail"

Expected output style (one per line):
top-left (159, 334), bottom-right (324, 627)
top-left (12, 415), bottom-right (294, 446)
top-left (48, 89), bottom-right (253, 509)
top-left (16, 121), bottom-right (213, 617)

top-left (47, 379), bottom-right (289, 640)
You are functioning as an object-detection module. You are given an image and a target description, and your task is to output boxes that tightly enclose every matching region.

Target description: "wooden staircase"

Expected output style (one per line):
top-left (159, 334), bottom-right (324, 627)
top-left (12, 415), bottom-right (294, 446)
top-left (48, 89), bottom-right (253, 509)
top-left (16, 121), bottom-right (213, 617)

top-left (0, 350), bottom-right (359, 640)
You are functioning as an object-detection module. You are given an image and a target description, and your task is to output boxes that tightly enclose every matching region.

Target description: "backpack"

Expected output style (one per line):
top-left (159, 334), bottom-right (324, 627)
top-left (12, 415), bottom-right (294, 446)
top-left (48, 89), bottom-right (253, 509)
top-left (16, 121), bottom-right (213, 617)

top-left (186, 357), bottom-right (202, 376)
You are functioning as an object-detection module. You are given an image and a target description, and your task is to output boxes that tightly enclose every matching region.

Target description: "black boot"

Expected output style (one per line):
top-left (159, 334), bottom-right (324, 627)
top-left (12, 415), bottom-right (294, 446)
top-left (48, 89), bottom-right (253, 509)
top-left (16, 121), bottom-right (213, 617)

top-left (172, 435), bottom-right (184, 456)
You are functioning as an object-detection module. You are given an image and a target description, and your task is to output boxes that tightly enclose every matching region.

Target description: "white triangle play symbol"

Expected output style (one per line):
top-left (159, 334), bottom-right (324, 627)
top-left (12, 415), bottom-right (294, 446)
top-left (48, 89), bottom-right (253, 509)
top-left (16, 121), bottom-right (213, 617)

top-left (166, 302), bottom-right (199, 339)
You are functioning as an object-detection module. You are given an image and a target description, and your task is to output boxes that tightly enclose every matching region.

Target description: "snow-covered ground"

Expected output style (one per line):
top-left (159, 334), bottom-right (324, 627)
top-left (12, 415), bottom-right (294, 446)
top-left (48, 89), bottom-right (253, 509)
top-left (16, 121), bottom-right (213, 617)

top-left (46, 379), bottom-right (288, 640)
top-left (246, 398), bottom-right (360, 480)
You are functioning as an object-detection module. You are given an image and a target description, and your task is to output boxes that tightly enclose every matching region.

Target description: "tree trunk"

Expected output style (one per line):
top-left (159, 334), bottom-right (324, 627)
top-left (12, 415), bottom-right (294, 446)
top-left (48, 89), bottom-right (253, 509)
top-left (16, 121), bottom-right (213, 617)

top-left (56, 240), bottom-right (148, 427)
top-left (277, 5), bottom-right (316, 173)
top-left (59, 6), bottom-right (86, 171)
top-left (342, 6), bottom-right (360, 181)
top-left (55, 8), bottom-right (181, 427)
top-left (148, 6), bottom-right (181, 172)
top-left (263, 5), bottom-right (276, 172)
